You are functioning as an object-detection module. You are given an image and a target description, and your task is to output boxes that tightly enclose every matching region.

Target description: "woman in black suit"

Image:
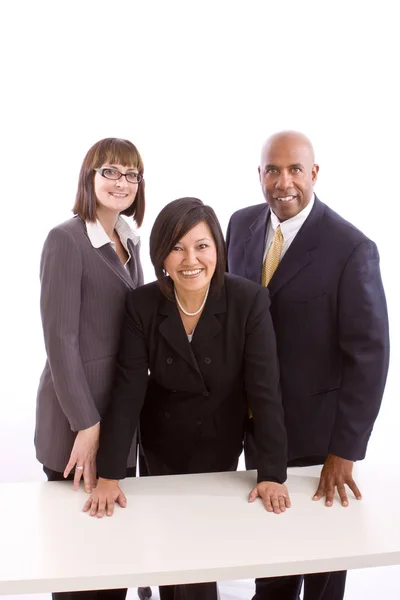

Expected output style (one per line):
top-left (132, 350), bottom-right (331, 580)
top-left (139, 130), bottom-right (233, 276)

top-left (85, 197), bottom-right (290, 600)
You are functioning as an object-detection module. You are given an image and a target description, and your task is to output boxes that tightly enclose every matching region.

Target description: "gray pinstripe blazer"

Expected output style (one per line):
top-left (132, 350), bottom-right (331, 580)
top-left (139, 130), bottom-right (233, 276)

top-left (35, 215), bottom-right (144, 472)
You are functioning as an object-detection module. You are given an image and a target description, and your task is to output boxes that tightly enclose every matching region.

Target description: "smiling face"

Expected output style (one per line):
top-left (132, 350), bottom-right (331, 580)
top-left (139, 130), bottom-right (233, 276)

top-left (258, 132), bottom-right (319, 221)
top-left (94, 163), bottom-right (139, 216)
top-left (163, 221), bottom-right (217, 297)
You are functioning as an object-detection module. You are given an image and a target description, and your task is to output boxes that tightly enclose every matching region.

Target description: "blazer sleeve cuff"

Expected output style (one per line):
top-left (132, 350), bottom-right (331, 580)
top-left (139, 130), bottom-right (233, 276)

top-left (257, 469), bottom-right (287, 484)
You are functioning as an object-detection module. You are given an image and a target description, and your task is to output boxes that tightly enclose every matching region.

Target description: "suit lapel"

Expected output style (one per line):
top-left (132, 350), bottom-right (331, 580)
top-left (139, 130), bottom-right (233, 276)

top-left (96, 245), bottom-right (136, 290)
top-left (77, 215), bottom-right (135, 290)
top-left (158, 292), bottom-right (200, 373)
top-left (126, 239), bottom-right (141, 287)
top-left (190, 283), bottom-right (225, 350)
top-left (158, 280), bottom-right (226, 373)
top-left (268, 198), bottom-right (325, 297)
top-left (244, 205), bottom-right (270, 284)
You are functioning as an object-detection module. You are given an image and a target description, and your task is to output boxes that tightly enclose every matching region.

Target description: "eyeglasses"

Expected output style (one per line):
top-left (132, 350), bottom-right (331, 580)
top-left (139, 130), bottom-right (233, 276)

top-left (94, 167), bottom-right (143, 184)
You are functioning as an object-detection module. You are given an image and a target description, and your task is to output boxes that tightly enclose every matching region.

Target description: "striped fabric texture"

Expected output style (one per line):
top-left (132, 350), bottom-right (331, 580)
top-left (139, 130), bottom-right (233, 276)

top-left (35, 216), bottom-right (143, 472)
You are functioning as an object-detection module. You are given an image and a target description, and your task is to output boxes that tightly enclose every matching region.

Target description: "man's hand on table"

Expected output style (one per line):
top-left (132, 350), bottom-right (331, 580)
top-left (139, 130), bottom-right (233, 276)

top-left (248, 481), bottom-right (291, 514)
top-left (313, 454), bottom-right (362, 507)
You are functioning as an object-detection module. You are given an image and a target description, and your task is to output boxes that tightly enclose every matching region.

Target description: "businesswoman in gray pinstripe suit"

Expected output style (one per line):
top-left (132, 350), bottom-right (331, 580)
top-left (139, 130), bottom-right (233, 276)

top-left (35, 137), bottom-right (145, 600)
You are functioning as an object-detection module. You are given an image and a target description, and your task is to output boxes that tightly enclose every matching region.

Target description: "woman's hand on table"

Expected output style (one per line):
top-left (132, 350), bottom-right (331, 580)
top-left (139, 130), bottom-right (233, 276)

top-left (248, 481), bottom-right (291, 514)
top-left (83, 477), bottom-right (127, 518)
top-left (64, 423), bottom-right (100, 492)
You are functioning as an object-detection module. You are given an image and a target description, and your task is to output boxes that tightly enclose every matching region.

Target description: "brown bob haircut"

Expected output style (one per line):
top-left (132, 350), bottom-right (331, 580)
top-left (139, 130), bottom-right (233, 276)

top-left (150, 197), bottom-right (226, 298)
top-left (72, 138), bottom-right (145, 226)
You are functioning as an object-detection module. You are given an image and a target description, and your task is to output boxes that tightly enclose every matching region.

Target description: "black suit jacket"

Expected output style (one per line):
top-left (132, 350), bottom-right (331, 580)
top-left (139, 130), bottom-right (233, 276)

top-left (97, 273), bottom-right (287, 483)
top-left (226, 198), bottom-right (390, 463)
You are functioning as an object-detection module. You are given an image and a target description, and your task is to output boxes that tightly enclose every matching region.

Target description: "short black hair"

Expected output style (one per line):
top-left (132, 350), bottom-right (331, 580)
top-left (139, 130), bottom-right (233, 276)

top-left (150, 197), bottom-right (226, 298)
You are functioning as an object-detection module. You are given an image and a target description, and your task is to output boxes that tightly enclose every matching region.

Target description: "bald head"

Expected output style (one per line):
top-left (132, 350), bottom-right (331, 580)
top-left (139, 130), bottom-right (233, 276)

top-left (261, 131), bottom-right (315, 165)
top-left (258, 131), bottom-right (319, 221)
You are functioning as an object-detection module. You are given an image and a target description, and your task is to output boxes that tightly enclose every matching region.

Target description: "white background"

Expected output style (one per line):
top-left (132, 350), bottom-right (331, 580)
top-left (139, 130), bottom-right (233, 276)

top-left (0, 1), bottom-right (399, 598)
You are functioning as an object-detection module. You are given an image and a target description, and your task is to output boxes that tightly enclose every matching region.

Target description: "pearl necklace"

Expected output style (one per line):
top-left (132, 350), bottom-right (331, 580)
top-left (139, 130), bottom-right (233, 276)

top-left (174, 284), bottom-right (210, 317)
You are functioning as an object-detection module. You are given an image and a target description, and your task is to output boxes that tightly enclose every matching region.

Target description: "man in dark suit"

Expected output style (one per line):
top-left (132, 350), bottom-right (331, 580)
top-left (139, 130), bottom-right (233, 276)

top-left (226, 131), bottom-right (390, 600)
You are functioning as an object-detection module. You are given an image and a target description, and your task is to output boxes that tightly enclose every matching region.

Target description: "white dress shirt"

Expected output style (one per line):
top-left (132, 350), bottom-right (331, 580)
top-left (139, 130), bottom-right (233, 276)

top-left (263, 195), bottom-right (315, 262)
top-left (86, 216), bottom-right (140, 268)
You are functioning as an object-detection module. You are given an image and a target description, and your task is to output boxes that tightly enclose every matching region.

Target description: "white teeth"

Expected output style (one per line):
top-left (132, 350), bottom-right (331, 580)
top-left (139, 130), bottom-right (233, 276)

top-left (277, 196), bottom-right (294, 202)
top-left (110, 193), bottom-right (127, 197)
top-left (182, 269), bottom-right (202, 276)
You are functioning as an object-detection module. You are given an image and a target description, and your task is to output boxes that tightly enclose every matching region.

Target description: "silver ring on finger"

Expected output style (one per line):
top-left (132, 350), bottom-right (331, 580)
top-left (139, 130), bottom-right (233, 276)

top-left (76, 465), bottom-right (84, 470)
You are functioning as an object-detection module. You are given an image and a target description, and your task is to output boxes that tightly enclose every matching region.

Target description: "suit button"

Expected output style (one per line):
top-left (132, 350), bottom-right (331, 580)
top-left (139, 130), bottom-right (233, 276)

top-left (196, 419), bottom-right (202, 426)
top-left (204, 357), bottom-right (211, 364)
top-left (165, 412), bottom-right (170, 419)
top-left (166, 357), bottom-right (173, 364)
top-left (202, 391), bottom-right (209, 397)
top-left (170, 389), bottom-right (177, 393)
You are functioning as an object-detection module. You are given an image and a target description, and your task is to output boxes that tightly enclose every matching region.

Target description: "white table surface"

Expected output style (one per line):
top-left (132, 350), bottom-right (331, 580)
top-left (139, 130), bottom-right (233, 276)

top-left (1, 465), bottom-right (399, 595)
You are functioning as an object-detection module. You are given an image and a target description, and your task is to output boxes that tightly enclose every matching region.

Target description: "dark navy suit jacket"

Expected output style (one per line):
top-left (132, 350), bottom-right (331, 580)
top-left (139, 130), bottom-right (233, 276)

top-left (227, 197), bottom-right (390, 463)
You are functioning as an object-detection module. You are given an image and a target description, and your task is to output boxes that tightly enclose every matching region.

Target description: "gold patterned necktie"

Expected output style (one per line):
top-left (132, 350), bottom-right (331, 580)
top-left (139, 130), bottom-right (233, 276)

top-left (262, 225), bottom-right (283, 286)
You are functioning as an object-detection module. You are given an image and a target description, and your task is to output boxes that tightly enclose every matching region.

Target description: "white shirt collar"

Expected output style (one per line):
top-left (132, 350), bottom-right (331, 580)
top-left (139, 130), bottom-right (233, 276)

top-left (270, 194), bottom-right (315, 239)
top-left (86, 216), bottom-right (139, 250)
